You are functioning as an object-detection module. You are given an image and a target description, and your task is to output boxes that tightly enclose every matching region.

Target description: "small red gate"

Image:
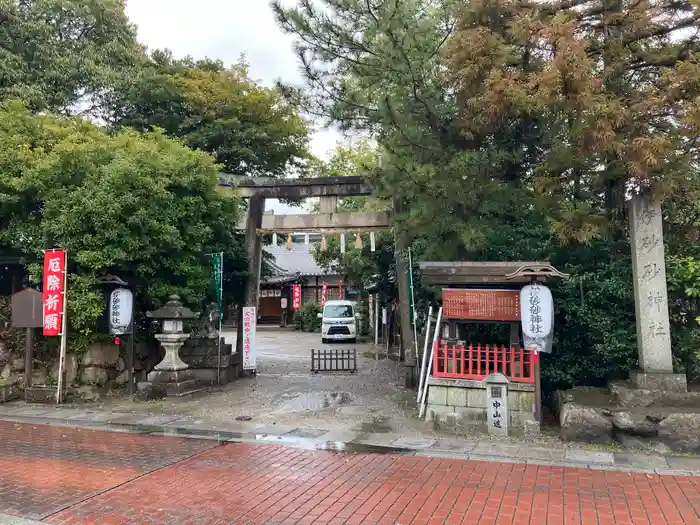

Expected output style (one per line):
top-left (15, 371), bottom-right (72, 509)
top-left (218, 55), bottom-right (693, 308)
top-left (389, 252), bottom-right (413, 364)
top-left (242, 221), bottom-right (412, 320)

top-left (432, 343), bottom-right (535, 384)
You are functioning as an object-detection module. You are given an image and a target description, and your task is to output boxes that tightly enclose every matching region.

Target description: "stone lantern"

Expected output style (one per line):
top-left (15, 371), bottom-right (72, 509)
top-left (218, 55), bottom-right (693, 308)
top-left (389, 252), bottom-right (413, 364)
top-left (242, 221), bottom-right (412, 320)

top-left (141, 295), bottom-right (200, 397)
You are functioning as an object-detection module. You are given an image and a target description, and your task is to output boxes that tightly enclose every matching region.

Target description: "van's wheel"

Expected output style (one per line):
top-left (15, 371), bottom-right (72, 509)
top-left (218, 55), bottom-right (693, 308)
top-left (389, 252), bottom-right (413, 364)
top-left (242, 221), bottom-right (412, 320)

top-left (350, 338), bottom-right (356, 344)
top-left (322, 338), bottom-right (329, 344)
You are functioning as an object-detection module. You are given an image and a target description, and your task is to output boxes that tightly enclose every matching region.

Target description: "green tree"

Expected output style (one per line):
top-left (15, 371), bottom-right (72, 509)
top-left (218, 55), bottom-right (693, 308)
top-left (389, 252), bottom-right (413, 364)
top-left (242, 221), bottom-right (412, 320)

top-left (309, 142), bottom-right (398, 327)
top-left (275, 0), bottom-right (700, 393)
top-left (0, 0), bottom-right (143, 112)
top-left (107, 51), bottom-right (312, 177)
top-left (307, 142), bottom-right (391, 283)
top-left (309, 140), bottom-right (378, 179)
top-left (307, 139), bottom-right (386, 211)
top-left (443, 0), bottom-right (700, 240)
top-left (273, 0), bottom-right (537, 260)
top-left (440, 0), bottom-right (700, 388)
top-left (0, 100), bottom-right (246, 334)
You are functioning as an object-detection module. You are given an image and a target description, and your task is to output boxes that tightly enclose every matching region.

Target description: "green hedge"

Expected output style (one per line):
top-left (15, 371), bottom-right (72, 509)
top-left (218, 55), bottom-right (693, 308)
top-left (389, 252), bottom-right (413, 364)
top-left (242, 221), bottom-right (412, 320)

top-left (294, 303), bottom-right (323, 332)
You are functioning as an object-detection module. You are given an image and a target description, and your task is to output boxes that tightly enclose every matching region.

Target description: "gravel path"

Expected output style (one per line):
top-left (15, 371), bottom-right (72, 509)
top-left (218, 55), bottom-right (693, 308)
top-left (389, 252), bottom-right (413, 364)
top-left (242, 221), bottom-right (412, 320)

top-left (103, 328), bottom-right (431, 435)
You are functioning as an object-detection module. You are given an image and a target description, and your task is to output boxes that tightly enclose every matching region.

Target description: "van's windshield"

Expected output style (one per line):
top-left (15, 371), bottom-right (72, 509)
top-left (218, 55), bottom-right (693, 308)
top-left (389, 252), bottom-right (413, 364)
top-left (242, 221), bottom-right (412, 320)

top-left (324, 305), bottom-right (354, 318)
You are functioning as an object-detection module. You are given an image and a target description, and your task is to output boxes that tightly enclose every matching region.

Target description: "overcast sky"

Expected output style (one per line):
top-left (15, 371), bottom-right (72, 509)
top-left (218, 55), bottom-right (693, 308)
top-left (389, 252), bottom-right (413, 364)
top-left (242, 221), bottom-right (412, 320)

top-left (124, 0), bottom-right (340, 213)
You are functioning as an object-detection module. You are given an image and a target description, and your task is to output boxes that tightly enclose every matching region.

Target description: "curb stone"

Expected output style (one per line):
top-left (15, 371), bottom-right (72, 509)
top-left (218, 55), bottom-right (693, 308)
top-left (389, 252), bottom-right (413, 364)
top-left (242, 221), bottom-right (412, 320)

top-left (1, 405), bottom-right (699, 475)
top-left (0, 514), bottom-right (44, 525)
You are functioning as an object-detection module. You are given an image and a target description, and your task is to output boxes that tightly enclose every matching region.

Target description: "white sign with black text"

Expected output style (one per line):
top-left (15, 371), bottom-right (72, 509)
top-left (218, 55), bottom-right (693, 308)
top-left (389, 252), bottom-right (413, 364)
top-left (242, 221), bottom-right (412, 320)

top-left (242, 306), bottom-right (257, 371)
top-left (486, 382), bottom-right (508, 436)
top-left (109, 288), bottom-right (133, 335)
top-left (520, 283), bottom-right (554, 353)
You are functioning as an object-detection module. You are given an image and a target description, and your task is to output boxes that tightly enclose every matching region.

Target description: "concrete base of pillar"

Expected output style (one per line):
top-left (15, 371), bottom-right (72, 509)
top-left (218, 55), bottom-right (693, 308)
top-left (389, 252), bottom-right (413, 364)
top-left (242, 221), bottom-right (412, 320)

top-left (136, 379), bottom-right (202, 399)
top-left (524, 419), bottom-right (541, 439)
top-left (630, 371), bottom-right (688, 393)
top-left (188, 366), bottom-right (240, 385)
top-left (404, 361), bottom-right (417, 389)
top-left (25, 386), bottom-right (59, 404)
top-left (147, 368), bottom-right (194, 383)
top-left (138, 368), bottom-right (202, 399)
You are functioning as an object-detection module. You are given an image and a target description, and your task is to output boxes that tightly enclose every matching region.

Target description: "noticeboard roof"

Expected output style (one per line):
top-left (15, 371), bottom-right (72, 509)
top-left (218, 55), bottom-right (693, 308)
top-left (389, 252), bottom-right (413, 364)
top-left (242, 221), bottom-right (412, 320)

top-left (419, 261), bottom-right (568, 286)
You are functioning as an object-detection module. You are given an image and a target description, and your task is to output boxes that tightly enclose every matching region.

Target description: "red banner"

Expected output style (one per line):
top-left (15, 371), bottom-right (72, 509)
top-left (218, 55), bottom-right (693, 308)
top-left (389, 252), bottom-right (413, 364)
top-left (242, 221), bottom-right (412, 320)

top-left (321, 282), bottom-right (328, 305)
top-left (339, 280), bottom-right (344, 300)
top-left (42, 250), bottom-right (66, 336)
top-left (292, 285), bottom-right (301, 310)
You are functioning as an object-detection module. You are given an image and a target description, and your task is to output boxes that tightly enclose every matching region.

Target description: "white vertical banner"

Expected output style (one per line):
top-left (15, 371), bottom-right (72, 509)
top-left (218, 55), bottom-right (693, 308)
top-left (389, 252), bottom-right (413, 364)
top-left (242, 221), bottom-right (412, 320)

top-left (216, 252), bottom-right (224, 384)
top-left (109, 288), bottom-right (133, 335)
top-left (520, 283), bottom-right (554, 353)
top-left (242, 306), bottom-right (257, 370)
top-left (340, 233), bottom-right (346, 253)
top-left (370, 232), bottom-right (376, 252)
top-left (416, 306), bottom-right (433, 403)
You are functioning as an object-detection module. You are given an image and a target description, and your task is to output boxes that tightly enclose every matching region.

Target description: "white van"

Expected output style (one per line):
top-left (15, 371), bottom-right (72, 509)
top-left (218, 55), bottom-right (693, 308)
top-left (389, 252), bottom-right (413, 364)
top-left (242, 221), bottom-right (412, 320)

top-left (318, 300), bottom-right (358, 344)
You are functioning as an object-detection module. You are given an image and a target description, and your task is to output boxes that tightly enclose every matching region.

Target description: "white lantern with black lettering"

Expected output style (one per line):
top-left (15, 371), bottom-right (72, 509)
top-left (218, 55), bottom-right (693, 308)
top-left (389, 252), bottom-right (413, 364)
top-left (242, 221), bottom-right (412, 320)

top-left (520, 283), bottom-right (554, 353)
top-left (109, 288), bottom-right (133, 335)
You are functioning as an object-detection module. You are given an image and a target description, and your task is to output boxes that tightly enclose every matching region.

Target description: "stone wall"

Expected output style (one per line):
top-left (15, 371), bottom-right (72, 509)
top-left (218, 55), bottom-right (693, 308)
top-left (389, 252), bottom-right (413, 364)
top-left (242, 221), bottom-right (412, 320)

top-left (180, 336), bottom-right (239, 384)
top-left (0, 338), bottom-right (157, 402)
top-left (426, 377), bottom-right (536, 430)
top-left (0, 379), bottom-right (20, 402)
top-left (555, 384), bottom-right (700, 452)
top-left (0, 340), bottom-right (23, 384)
top-left (79, 342), bottom-right (122, 386)
top-left (0, 333), bottom-right (244, 402)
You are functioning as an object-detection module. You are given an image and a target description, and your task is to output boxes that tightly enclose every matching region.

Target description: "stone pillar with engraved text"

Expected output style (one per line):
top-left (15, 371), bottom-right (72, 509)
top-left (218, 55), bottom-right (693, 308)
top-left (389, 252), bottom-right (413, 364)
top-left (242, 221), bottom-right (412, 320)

top-left (629, 195), bottom-right (687, 392)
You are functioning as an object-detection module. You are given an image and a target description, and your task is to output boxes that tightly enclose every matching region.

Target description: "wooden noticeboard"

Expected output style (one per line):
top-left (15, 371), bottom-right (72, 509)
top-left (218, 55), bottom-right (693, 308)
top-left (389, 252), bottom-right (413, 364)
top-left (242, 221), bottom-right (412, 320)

top-left (11, 288), bottom-right (43, 328)
top-left (442, 289), bottom-right (520, 321)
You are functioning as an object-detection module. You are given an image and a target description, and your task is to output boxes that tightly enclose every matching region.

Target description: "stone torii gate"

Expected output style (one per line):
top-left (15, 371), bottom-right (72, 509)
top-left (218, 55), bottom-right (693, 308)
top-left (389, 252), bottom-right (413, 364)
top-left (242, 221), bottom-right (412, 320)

top-left (220, 175), bottom-right (416, 379)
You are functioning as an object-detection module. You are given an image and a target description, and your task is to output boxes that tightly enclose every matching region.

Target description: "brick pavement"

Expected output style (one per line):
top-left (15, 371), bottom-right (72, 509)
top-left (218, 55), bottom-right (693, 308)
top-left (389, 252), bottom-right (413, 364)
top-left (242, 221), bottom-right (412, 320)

top-left (2, 422), bottom-right (700, 524)
top-left (0, 421), bottom-right (219, 520)
top-left (5, 404), bottom-right (700, 474)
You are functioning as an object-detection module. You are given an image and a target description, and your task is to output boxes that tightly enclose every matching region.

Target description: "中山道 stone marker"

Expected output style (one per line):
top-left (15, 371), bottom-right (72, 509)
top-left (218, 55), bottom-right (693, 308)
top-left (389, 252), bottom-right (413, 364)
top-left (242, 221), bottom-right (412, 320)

top-left (629, 195), bottom-right (687, 392)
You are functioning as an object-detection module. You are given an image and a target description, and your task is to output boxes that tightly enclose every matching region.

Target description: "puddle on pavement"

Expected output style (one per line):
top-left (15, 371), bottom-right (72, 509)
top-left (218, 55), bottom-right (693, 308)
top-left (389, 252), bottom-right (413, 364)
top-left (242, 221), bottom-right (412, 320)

top-left (335, 405), bottom-right (368, 416)
top-left (361, 351), bottom-right (388, 360)
top-left (74, 419), bottom-right (412, 456)
top-left (357, 416), bottom-right (393, 434)
top-left (315, 440), bottom-right (411, 455)
top-left (276, 391), bottom-right (351, 413)
top-left (243, 435), bottom-right (411, 455)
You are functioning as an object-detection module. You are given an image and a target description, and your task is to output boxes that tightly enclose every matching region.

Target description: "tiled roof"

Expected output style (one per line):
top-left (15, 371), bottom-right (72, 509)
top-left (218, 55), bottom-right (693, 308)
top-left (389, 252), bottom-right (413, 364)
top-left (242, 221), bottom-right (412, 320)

top-left (265, 242), bottom-right (336, 277)
top-left (264, 274), bottom-right (299, 285)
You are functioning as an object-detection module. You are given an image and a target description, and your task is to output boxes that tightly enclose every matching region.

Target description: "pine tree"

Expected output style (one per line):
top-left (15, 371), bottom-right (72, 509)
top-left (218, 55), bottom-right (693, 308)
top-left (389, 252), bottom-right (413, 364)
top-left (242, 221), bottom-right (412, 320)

top-left (445, 0), bottom-right (700, 241)
top-left (273, 0), bottom-right (539, 259)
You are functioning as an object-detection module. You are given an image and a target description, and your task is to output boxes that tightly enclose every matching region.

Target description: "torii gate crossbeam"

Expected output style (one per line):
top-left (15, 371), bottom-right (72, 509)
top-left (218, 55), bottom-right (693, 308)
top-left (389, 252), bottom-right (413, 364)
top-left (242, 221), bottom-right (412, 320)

top-left (220, 174), bottom-right (416, 384)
